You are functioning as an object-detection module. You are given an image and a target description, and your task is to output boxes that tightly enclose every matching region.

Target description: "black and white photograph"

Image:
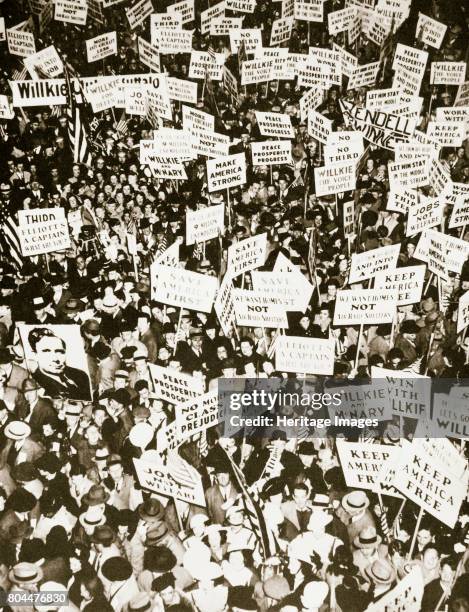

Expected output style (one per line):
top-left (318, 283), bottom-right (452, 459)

top-left (0, 0), bottom-right (468, 610)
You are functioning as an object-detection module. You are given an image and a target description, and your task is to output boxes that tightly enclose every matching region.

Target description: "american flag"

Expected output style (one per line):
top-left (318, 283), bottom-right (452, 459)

top-left (63, 66), bottom-right (93, 165)
top-left (221, 447), bottom-right (272, 560)
top-left (0, 202), bottom-right (23, 270)
top-left (115, 110), bottom-right (129, 138)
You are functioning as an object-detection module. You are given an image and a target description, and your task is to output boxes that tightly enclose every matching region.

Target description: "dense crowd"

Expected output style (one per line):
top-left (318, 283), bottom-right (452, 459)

top-left (0, 0), bottom-right (468, 610)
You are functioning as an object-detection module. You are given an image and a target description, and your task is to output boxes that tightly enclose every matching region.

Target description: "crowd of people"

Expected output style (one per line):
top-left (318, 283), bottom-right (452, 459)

top-left (0, 0), bottom-right (469, 610)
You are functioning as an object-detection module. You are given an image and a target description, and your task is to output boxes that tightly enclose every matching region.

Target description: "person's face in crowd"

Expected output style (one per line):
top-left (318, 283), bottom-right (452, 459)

top-left (240, 341), bottom-right (253, 357)
top-left (191, 335), bottom-right (203, 351)
top-left (406, 243), bottom-right (415, 258)
top-left (72, 165), bottom-right (80, 178)
top-left (422, 547), bottom-right (439, 571)
top-left (216, 471), bottom-right (230, 487)
top-left (35, 335), bottom-right (66, 375)
top-left (327, 284), bottom-right (337, 299)
top-left (293, 487), bottom-right (308, 510)
top-left (109, 462), bottom-right (123, 481)
top-left (217, 346), bottom-right (228, 361)
top-left (42, 423), bottom-right (54, 437)
top-left (417, 529), bottom-right (432, 550)
top-left (440, 563), bottom-right (455, 588)
top-left (160, 585), bottom-right (175, 606)
top-left (279, 179), bottom-right (288, 193)
top-left (267, 185), bottom-right (277, 198)
top-left (159, 347), bottom-right (171, 362)
top-left (319, 308), bottom-right (330, 323)
top-left (85, 424), bottom-right (100, 446)
top-left (93, 407), bottom-right (107, 427)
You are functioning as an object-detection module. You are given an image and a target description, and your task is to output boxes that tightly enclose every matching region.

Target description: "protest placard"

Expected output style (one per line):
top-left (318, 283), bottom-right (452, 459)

top-left (449, 196), bottom-right (469, 229)
top-left (415, 229), bottom-right (469, 276)
top-left (416, 12), bottom-right (447, 49)
top-left (17, 208), bottom-right (70, 256)
top-left (201, 1), bottom-right (225, 34)
top-left (336, 440), bottom-right (400, 490)
top-left (182, 104), bottom-right (214, 135)
top-left (297, 60), bottom-right (332, 89)
top-left (138, 37), bottom-right (161, 73)
top-left (163, 77), bottom-right (195, 104)
top-left (189, 51), bottom-right (224, 80)
top-left (427, 120), bottom-right (465, 147)
top-left (156, 28), bottom-right (193, 54)
top-left (327, 381), bottom-right (392, 423)
top-left (124, 85), bottom-right (148, 116)
top-left (134, 455), bottom-right (205, 506)
top-left (333, 43), bottom-right (358, 78)
top-left (0, 18), bottom-right (5, 42)
top-left (149, 364), bottom-right (204, 405)
top-left (388, 158), bottom-right (428, 191)
top-left (206, 153), bottom-right (246, 192)
top-left (324, 137), bottom-right (363, 166)
top-left (394, 141), bottom-right (437, 162)
top-left (0, 95), bottom-right (14, 120)
top-left (366, 87), bottom-right (401, 111)
top-left (233, 289), bottom-right (288, 328)
top-left (226, 0), bottom-right (255, 11)
top-left (299, 88), bottom-right (323, 121)
top-left (151, 264), bottom-right (218, 312)
top-left (334, 289), bottom-right (397, 325)
top-left (241, 59), bottom-right (273, 85)
top-left (406, 195), bottom-right (444, 237)
top-left (340, 100), bottom-right (416, 150)
top-left (390, 439), bottom-right (466, 528)
top-left (253, 266), bottom-right (313, 313)
top-left (211, 16), bottom-right (244, 36)
top-left (186, 204), bottom-right (224, 245)
top-left (24, 46), bottom-right (63, 78)
top-left (328, 6), bottom-right (355, 35)
top-left (125, 0), bottom-right (152, 29)
top-left (214, 273), bottom-right (236, 336)
top-left (175, 390), bottom-right (223, 439)
top-left (455, 80), bottom-right (469, 107)
top-left (374, 265), bottom-right (425, 306)
top-left (229, 28), bottom-right (262, 54)
top-left (365, 567), bottom-right (424, 612)
top-left (194, 130), bottom-right (230, 158)
top-left (7, 28), bottom-right (36, 57)
top-left (255, 112), bottom-right (294, 138)
top-left (275, 336), bottom-right (335, 375)
top-left (251, 140), bottom-right (292, 166)
top-left (307, 109), bottom-right (333, 144)
top-left (270, 17), bottom-right (294, 45)
top-left (432, 390), bottom-right (469, 440)
top-left (349, 244), bottom-right (400, 284)
top-left (371, 367), bottom-right (431, 420)
top-left (54, 0), bottom-right (88, 25)
top-left (86, 32), bottom-right (117, 62)
top-left (168, 0), bottom-right (195, 24)
top-left (227, 233), bottom-right (267, 277)
top-left (294, 0), bottom-right (324, 22)
top-left (314, 161), bottom-right (357, 197)
top-left (431, 61), bottom-right (466, 85)
top-left (87, 77), bottom-right (119, 113)
top-left (347, 61), bottom-right (380, 90)
top-left (343, 200), bottom-right (355, 237)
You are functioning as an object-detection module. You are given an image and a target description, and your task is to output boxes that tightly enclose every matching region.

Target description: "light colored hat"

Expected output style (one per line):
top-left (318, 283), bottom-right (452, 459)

top-left (9, 562), bottom-right (43, 585)
top-left (341, 490), bottom-right (370, 514)
top-left (190, 514), bottom-right (209, 530)
top-left (354, 526), bottom-right (382, 550)
top-left (128, 422), bottom-right (154, 448)
top-left (39, 581), bottom-right (67, 593)
top-left (301, 581), bottom-right (329, 609)
top-left (365, 559), bottom-right (396, 585)
top-left (4, 421), bottom-right (31, 441)
top-left (79, 505), bottom-right (106, 528)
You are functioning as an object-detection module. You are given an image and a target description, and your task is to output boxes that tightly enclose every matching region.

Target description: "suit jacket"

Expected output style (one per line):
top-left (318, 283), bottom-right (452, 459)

top-left (28, 397), bottom-right (57, 432)
top-left (205, 483), bottom-right (238, 525)
top-left (33, 366), bottom-right (91, 401)
top-left (0, 510), bottom-right (28, 544)
top-left (6, 364), bottom-right (29, 391)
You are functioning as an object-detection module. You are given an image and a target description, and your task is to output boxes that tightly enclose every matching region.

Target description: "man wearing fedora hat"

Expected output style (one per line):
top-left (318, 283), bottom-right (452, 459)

top-left (3, 420), bottom-right (45, 466)
top-left (352, 526), bottom-right (390, 581)
top-left (101, 556), bottom-right (139, 612)
top-left (19, 378), bottom-right (57, 433)
top-left (339, 490), bottom-right (376, 545)
top-left (90, 524), bottom-right (121, 578)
